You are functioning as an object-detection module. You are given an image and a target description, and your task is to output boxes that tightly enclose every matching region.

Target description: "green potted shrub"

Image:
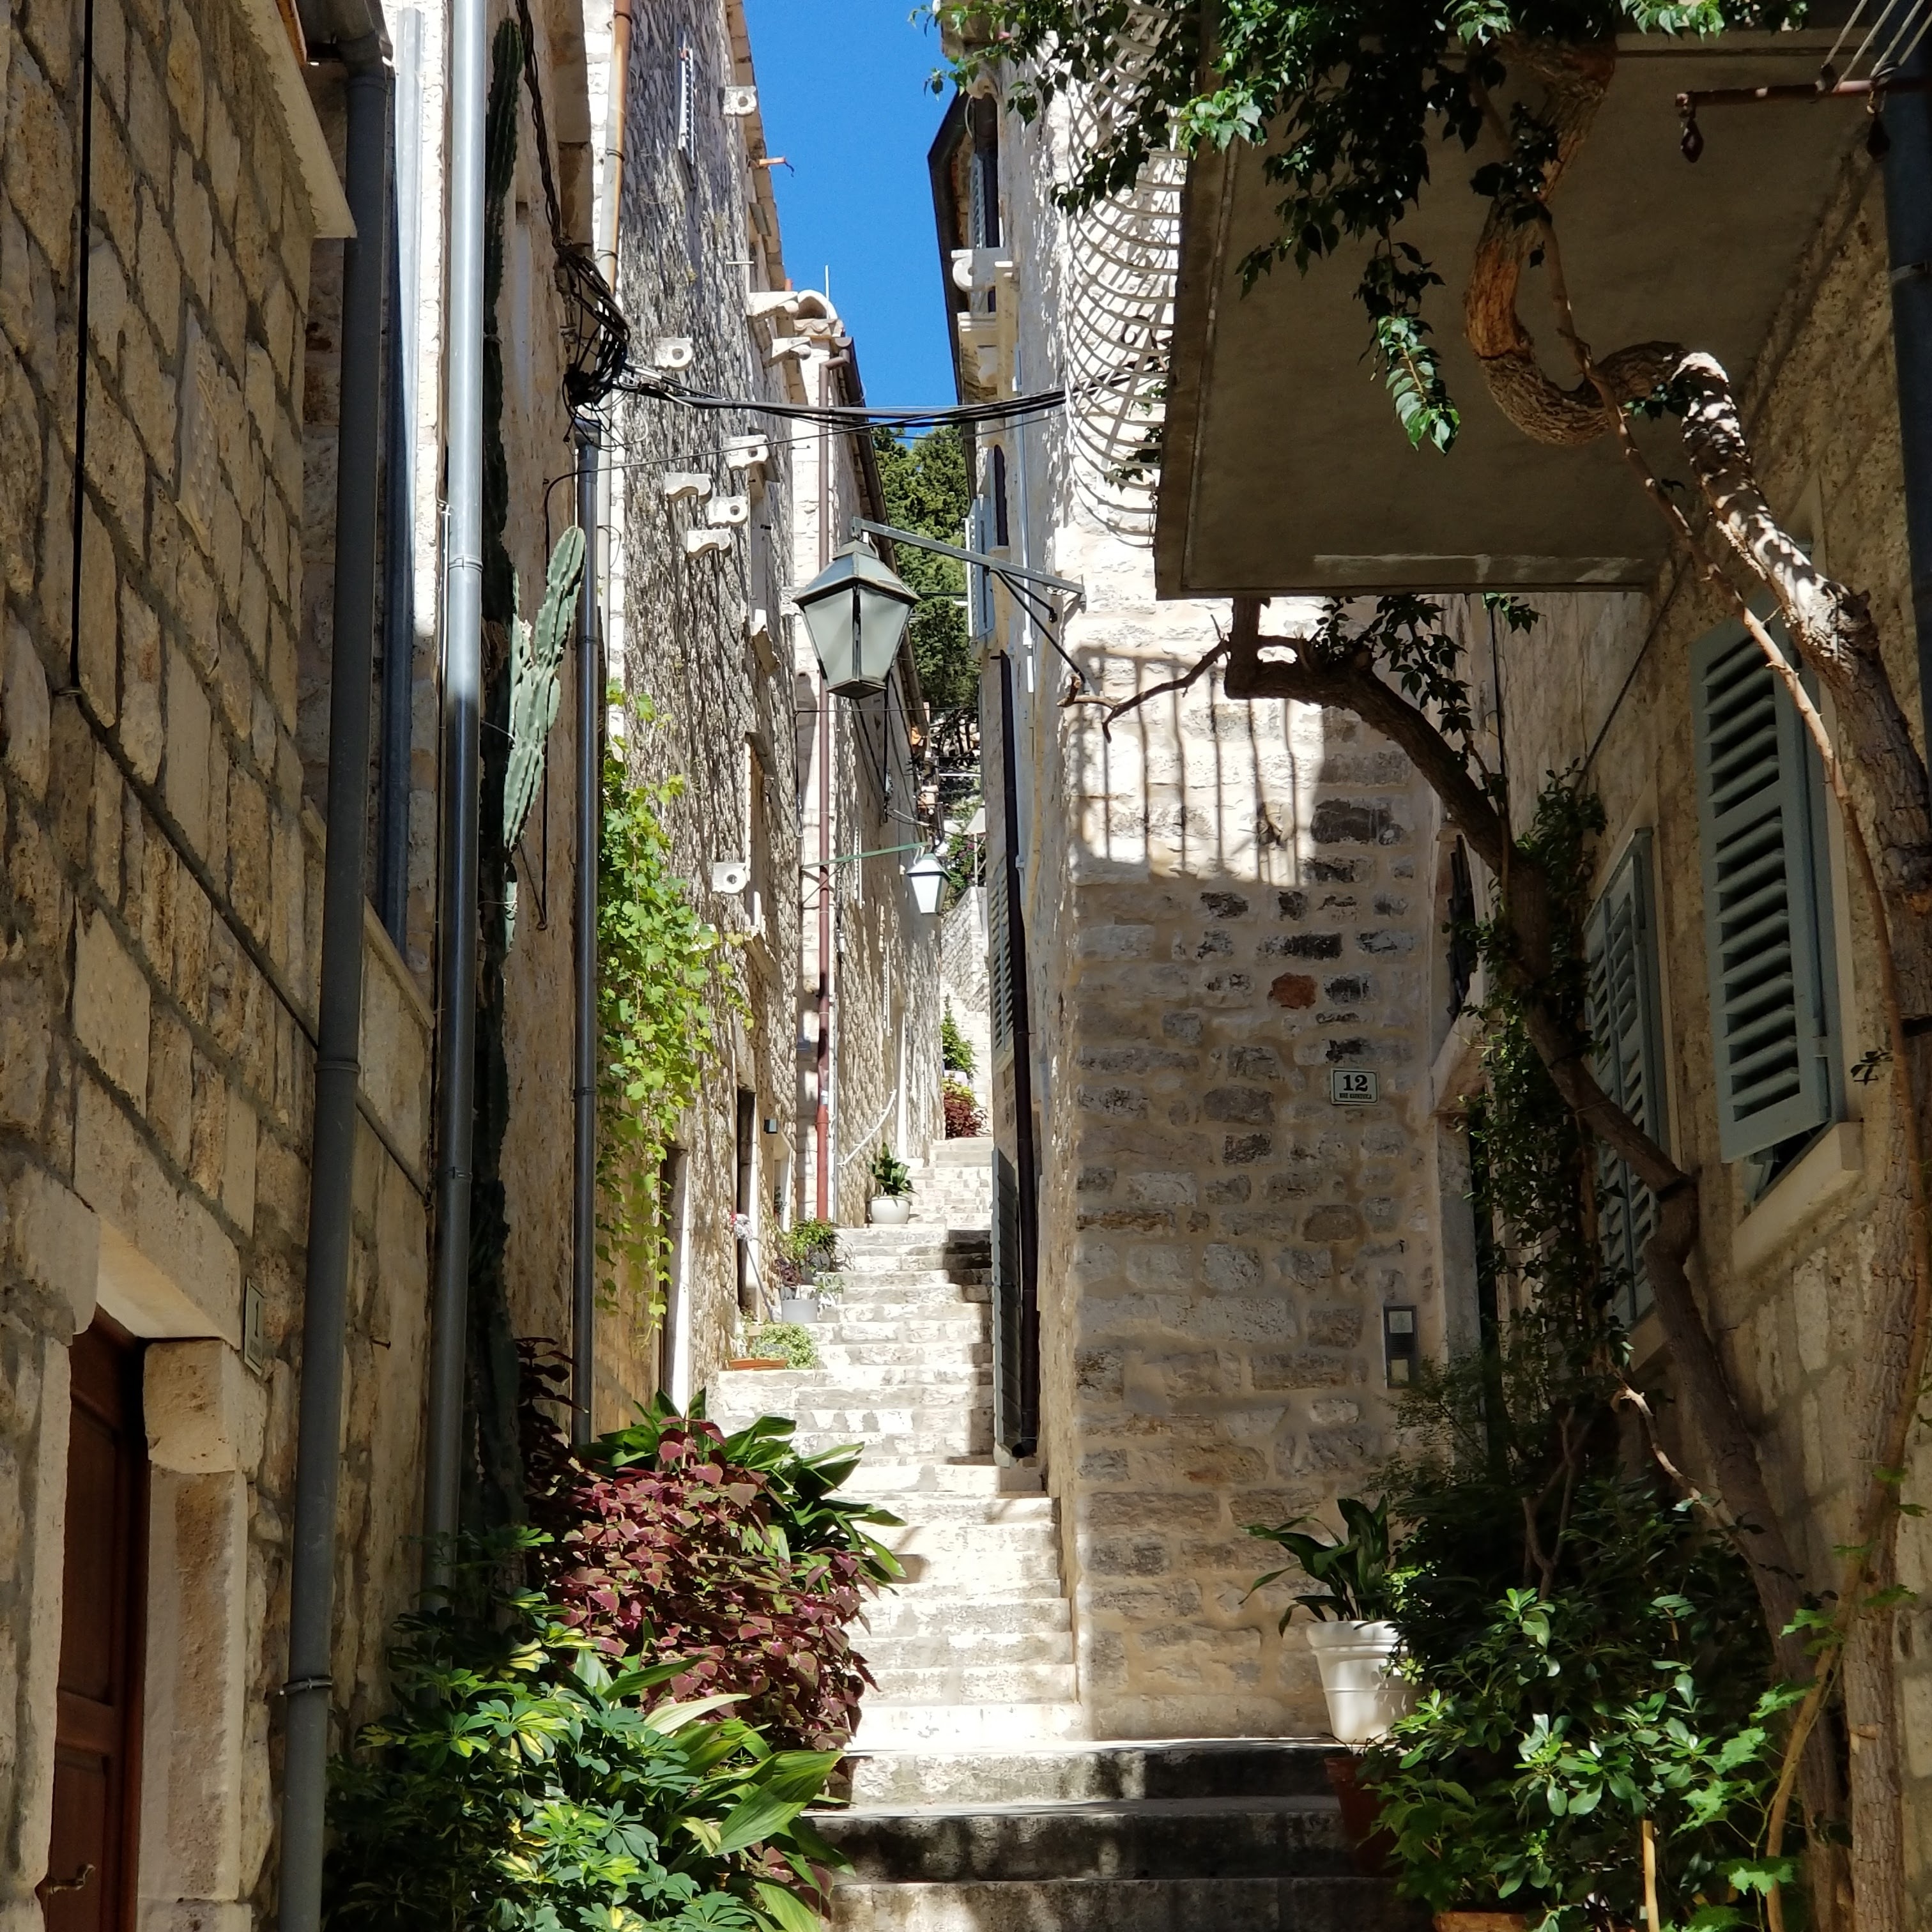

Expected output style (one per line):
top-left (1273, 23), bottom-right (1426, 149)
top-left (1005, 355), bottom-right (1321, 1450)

top-left (868, 1144), bottom-right (913, 1225)
top-left (774, 1218), bottom-right (840, 1323)
top-left (1249, 1495), bottom-right (1416, 1748)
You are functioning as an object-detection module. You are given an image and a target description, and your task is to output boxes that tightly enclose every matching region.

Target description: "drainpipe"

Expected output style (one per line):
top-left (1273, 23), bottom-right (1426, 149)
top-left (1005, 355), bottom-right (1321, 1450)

top-left (424, 0), bottom-right (489, 1574)
top-left (814, 353), bottom-right (834, 1219)
top-left (1883, 38), bottom-right (1932, 755)
top-left (279, 38), bottom-right (390, 1932)
top-left (572, 423), bottom-right (601, 1442)
top-left (376, 161), bottom-right (413, 946)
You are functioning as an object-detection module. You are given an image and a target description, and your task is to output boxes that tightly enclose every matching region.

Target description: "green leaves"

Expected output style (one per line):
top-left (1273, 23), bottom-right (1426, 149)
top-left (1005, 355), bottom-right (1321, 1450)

top-left (1375, 313), bottom-right (1460, 453)
top-left (1246, 1493), bottom-right (1409, 1625)
top-left (598, 736), bottom-right (744, 1312)
top-left (326, 1569), bottom-right (843, 1932)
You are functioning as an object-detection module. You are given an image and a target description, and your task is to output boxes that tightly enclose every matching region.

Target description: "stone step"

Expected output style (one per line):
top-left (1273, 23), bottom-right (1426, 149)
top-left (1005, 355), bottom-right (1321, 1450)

top-left (712, 1403), bottom-right (993, 1441)
top-left (925, 1137), bottom-right (993, 1167)
top-left (842, 1460), bottom-right (1041, 1497)
top-left (815, 1317), bottom-right (987, 1344)
top-left (827, 1876), bottom-right (1416, 1932)
top-left (857, 1492), bottom-right (1055, 1526)
top-left (817, 1795), bottom-right (1351, 1883)
top-left (860, 1594), bottom-right (1071, 1640)
top-left (801, 1344), bottom-right (993, 1372)
top-left (852, 1700), bottom-right (1091, 1749)
top-left (885, 1551), bottom-right (1061, 1593)
top-left (877, 1520), bottom-right (1060, 1561)
top-left (825, 1292), bottom-right (990, 1319)
top-left (864, 1660), bottom-right (1079, 1704)
top-left (843, 1740), bottom-right (1340, 1808)
top-left (720, 1366), bottom-right (990, 1399)
top-left (881, 1575), bottom-right (1071, 1606)
top-left (720, 1428), bottom-right (995, 1460)
top-left (856, 1627), bottom-right (1074, 1670)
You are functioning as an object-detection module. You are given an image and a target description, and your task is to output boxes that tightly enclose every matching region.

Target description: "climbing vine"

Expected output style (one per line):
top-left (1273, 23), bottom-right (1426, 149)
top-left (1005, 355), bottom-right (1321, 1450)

top-left (597, 734), bottom-right (741, 1313)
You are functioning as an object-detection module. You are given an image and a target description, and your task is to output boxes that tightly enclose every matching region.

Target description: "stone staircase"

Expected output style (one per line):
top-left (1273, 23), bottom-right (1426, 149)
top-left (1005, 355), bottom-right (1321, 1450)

top-left (710, 1211), bottom-right (1083, 1747)
top-left (820, 1740), bottom-right (1418, 1932)
top-left (904, 1135), bottom-right (993, 1227)
top-left (715, 1151), bottom-right (1414, 1932)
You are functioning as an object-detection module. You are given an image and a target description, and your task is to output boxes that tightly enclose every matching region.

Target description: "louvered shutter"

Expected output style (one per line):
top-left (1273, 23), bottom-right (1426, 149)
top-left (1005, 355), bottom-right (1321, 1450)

top-left (1585, 831), bottom-right (1667, 1325)
top-left (1692, 625), bottom-right (1835, 1162)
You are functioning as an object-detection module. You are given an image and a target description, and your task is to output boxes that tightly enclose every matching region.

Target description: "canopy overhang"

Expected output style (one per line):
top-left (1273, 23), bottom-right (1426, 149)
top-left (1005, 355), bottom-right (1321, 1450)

top-left (1155, 31), bottom-right (1866, 599)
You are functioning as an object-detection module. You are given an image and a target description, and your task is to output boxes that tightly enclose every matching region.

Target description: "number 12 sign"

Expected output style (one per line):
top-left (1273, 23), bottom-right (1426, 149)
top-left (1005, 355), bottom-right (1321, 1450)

top-left (1329, 1068), bottom-right (1379, 1105)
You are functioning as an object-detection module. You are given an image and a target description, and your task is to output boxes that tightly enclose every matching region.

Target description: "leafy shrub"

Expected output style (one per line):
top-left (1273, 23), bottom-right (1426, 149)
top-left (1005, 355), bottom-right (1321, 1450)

top-left (868, 1145), bottom-right (912, 1198)
top-left (940, 1004), bottom-right (976, 1075)
top-left (325, 1546), bottom-right (844, 1932)
top-left (533, 1399), bottom-right (901, 1751)
top-left (746, 1321), bottom-right (818, 1369)
top-left (1364, 1479), bottom-right (1791, 1932)
top-left (942, 1078), bottom-right (985, 1139)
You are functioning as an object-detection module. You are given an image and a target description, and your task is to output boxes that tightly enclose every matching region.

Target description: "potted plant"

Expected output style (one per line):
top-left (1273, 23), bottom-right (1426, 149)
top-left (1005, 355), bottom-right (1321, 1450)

top-left (1248, 1495), bottom-right (1416, 1749)
top-left (868, 1145), bottom-right (913, 1225)
top-left (737, 1321), bottom-right (818, 1370)
top-left (774, 1219), bottom-right (840, 1323)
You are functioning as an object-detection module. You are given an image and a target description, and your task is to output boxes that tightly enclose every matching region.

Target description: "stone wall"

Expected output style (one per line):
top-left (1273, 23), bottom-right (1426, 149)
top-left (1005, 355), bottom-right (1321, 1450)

top-left (0, 0), bottom-right (438, 1924)
top-left (604, 0), bottom-right (806, 1391)
top-left (1473, 143), bottom-right (1932, 1896)
top-left (941, 884), bottom-right (992, 1120)
top-left (981, 87), bottom-right (1445, 1738)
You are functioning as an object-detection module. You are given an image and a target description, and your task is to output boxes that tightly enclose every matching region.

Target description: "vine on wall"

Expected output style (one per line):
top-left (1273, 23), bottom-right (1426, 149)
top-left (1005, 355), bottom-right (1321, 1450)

top-left (597, 730), bottom-right (742, 1312)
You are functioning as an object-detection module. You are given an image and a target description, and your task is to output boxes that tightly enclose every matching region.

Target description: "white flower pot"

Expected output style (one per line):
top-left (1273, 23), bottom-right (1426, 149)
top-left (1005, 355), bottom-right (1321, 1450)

top-left (779, 1296), bottom-right (818, 1324)
top-left (869, 1196), bottom-right (912, 1226)
top-left (1304, 1620), bottom-right (1417, 1748)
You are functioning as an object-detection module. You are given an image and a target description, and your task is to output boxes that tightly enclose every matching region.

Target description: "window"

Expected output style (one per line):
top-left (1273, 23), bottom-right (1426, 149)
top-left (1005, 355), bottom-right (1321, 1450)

top-left (1585, 830), bottom-right (1667, 1325)
top-left (1692, 623), bottom-right (1840, 1191)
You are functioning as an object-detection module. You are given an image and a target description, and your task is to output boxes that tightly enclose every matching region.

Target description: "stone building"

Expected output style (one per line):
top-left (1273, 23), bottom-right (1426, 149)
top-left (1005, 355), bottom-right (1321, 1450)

top-left (926, 82), bottom-right (1446, 1740)
top-left (593, 0), bottom-right (940, 1406)
top-left (0, 0), bottom-right (652, 1923)
top-left (1140, 19), bottom-right (1932, 1906)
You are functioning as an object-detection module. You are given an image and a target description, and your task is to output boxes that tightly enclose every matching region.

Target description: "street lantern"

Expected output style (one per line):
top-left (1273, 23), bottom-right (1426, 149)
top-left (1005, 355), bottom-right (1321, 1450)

top-left (795, 539), bottom-right (919, 698)
top-left (907, 848), bottom-right (948, 916)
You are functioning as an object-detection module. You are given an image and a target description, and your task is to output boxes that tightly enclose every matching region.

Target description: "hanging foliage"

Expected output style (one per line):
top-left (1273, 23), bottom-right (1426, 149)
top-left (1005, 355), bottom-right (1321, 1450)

top-left (597, 733), bottom-right (740, 1311)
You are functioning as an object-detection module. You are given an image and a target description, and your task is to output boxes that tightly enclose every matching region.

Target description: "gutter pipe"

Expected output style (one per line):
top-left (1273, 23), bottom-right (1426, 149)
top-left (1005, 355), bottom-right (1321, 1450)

top-left (572, 424), bottom-right (601, 1443)
top-left (376, 159), bottom-right (413, 945)
top-left (424, 0), bottom-right (489, 1577)
top-left (279, 38), bottom-right (390, 1932)
top-left (1883, 38), bottom-right (1932, 757)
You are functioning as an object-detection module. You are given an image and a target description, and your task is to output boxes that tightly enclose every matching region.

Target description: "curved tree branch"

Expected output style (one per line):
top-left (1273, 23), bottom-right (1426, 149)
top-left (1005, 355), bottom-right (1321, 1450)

top-left (1463, 40), bottom-right (1682, 445)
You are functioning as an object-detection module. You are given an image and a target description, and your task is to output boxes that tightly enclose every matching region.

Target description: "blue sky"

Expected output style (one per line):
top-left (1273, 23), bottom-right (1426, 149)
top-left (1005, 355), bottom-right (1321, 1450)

top-left (741, 0), bottom-right (957, 408)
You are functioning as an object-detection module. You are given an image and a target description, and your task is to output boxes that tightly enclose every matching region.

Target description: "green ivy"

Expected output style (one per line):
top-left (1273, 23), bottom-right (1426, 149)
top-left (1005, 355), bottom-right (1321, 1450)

top-left (940, 1004), bottom-right (976, 1076)
top-left (598, 731), bottom-right (744, 1312)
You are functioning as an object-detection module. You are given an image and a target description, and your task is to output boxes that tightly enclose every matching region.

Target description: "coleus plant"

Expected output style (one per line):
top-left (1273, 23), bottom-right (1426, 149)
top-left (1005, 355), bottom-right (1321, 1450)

top-left (521, 1361), bottom-right (903, 1752)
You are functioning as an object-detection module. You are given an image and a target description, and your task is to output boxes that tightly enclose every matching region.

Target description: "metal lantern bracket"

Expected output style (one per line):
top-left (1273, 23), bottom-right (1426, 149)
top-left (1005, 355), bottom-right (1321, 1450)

top-left (848, 516), bottom-right (1091, 693)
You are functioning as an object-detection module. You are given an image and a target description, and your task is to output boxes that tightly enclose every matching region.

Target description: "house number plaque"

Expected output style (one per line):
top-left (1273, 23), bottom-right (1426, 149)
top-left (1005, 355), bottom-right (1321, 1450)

top-left (1329, 1068), bottom-right (1379, 1105)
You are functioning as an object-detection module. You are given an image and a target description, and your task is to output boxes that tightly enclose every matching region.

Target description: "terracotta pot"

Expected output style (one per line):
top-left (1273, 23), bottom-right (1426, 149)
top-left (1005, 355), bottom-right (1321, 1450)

top-left (727, 1356), bottom-right (791, 1370)
top-left (1434, 1914), bottom-right (1528, 1932)
top-left (1324, 1751), bottom-right (1392, 1876)
top-left (869, 1195), bottom-right (912, 1226)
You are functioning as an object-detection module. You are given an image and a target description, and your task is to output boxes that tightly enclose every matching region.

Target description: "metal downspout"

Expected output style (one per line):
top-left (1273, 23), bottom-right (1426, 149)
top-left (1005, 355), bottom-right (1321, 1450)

top-left (279, 42), bottom-right (390, 1932)
top-left (424, 0), bottom-right (489, 1575)
top-left (815, 354), bottom-right (834, 1220)
top-left (572, 425), bottom-right (601, 1442)
top-left (376, 157), bottom-right (413, 946)
top-left (1884, 40), bottom-right (1932, 755)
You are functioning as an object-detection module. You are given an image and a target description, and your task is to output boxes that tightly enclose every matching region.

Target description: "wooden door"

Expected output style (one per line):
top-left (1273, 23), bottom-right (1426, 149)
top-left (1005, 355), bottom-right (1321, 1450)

top-left (40, 1315), bottom-right (148, 1932)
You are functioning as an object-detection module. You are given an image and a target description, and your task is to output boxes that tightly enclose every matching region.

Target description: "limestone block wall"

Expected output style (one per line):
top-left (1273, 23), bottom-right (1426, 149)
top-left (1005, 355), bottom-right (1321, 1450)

top-left (0, 0), bottom-right (434, 1925)
top-left (972, 84), bottom-right (1444, 1738)
top-left (606, 0), bottom-right (804, 1387)
top-left (1478, 144), bottom-right (1932, 1896)
top-left (941, 884), bottom-right (992, 1119)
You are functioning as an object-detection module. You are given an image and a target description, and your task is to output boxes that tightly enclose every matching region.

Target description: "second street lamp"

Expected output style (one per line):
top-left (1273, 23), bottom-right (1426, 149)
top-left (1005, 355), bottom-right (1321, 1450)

top-left (794, 537), bottom-right (919, 698)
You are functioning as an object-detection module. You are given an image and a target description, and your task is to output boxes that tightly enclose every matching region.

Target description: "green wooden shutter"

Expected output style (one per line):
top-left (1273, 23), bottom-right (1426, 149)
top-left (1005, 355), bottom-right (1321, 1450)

top-left (1692, 624), bottom-right (1836, 1163)
top-left (1585, 830), bottom-right (1666, 1324)
top-left (988, 861), bottom-right (1015, 1058)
